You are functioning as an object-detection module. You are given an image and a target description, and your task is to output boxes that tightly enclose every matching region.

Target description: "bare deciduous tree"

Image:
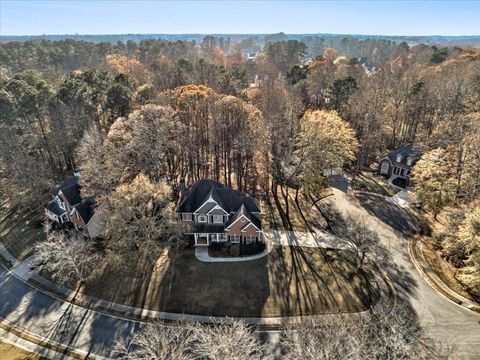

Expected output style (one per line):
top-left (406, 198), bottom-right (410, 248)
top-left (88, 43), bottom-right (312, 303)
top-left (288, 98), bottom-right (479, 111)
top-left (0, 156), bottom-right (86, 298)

top-left (115, 319), bottom-right (266, 360)
top-left (190, 319), bottom-right (267, 360)
top-left (335, 213), bottom-right (389, 270)
top-left (34, 224), bottom-right (99, 286)
top-left (115, 322), bottom-right (194, 360)
top-left (281, 304), bottom-right (455, 360)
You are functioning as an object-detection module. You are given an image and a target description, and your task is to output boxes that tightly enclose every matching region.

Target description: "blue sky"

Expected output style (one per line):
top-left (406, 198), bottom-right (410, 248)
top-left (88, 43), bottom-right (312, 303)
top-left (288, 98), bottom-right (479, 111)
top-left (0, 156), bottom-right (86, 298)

top-left (1, 1), bottom-right (479, 36)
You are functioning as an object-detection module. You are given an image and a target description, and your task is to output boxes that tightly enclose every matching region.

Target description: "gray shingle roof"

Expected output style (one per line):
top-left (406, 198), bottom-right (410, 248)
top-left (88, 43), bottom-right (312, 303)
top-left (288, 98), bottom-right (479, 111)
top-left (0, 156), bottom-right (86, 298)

top-left (177, 180), bottom-right (260, 214)
top-left (384, 144), bottom-right (421, 167)
top-left (225, 204), bottom-right (262, 230)
top-left (74, 198), bottom-right (95, 224)
top-left (50, 175), bottom-right (82, 205)
top-left (192, 223), bottom-right (225, 233)
top-left (45, 200), bottom-right (67, 216)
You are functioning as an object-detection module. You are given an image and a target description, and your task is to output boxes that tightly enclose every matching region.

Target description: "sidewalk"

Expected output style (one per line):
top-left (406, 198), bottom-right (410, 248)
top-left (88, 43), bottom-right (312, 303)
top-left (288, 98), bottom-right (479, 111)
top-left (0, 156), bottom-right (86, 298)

top-left (195, 245), bottom-right (271, 262)
top-left (265, 229), bottom-right (349, 249)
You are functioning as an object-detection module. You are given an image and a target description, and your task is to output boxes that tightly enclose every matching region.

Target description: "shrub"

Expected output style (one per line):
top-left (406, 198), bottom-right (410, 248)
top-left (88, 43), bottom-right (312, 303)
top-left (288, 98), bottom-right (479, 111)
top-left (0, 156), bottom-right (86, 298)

top-left (240, 242), bottom-right (265, 256)
top-left (229, 244), bottom-right (240, 257)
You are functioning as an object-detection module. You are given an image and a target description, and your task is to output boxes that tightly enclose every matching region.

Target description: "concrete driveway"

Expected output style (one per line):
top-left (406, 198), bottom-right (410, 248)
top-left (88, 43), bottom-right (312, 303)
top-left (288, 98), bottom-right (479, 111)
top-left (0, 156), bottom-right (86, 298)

top-left (329, 189), bottom-right (480, 359)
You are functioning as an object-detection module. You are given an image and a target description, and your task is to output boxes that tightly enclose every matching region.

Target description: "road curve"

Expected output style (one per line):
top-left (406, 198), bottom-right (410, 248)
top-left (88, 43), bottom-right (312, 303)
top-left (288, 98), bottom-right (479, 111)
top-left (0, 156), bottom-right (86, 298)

top-left (0, 264), bottom-right (141, 359)
top-left (329, 188), bottom-right (480, 359)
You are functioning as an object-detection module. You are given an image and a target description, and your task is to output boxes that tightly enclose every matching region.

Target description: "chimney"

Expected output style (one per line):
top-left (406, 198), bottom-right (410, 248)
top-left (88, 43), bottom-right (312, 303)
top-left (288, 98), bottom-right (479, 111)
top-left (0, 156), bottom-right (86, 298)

top-left (179, 178), bottom-right (186, 198)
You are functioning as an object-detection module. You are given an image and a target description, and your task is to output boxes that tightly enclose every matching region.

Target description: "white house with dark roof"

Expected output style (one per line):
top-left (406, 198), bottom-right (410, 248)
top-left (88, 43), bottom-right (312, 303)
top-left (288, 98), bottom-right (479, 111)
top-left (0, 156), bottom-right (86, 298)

top-left (177, 179), bottom-right (263, 247)
top-left (378, 144), bottom-right (421, 188)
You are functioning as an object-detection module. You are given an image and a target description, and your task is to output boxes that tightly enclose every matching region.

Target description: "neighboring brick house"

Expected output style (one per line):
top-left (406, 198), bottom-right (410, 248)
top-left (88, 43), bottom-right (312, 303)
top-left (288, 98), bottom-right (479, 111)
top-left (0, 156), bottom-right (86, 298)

top-left (44, 174), bottom-right (106, 238)
top-left (177, 179), bottom-right (263, 246)
top-left (378, 144), bottom-right (421, 188)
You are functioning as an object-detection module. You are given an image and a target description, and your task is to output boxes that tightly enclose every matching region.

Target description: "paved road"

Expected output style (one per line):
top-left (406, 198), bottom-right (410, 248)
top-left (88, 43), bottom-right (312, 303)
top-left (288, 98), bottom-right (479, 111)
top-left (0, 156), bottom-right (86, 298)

top-left (0, 265), bottom-right (141, 359)
top-left (328, 188), bottom-right (480, 359)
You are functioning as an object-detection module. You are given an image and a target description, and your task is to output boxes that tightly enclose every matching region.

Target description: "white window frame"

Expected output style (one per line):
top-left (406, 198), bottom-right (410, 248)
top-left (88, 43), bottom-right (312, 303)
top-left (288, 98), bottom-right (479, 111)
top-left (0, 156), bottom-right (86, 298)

top-left (182, 213), bottom-right (192, 221)
top-left (197, 214), bottom-right (207, 223)
top-left (212, 215), bottom-right (223, 223)
top-left (380, 162), bottom-right (389, 174)
top-left (246, 235), bottom-right (256, 244)
top-left (230, 235), bottom-right (241, 243)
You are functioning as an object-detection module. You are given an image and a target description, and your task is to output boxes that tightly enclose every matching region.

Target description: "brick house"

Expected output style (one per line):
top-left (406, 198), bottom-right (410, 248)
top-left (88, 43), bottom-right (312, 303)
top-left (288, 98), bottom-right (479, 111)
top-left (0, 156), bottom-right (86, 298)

top-left (44, 174), bottom-right (106, 238)
top-left (177, 179), bottom-right (263, 247)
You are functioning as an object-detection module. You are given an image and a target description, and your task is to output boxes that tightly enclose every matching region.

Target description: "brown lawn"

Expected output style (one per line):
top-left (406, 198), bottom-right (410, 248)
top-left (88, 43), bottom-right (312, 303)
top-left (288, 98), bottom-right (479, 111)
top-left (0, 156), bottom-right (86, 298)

top-left (0, 340), bottom-right (38, 360)
top-left (351, 172), bottom-right (400, 196)
top-left (82, 245), bottom-right (375, 317)
top-left (422, 241), bottom-right (474, 301)
top-left (0, 207), bottom-right (45, 260)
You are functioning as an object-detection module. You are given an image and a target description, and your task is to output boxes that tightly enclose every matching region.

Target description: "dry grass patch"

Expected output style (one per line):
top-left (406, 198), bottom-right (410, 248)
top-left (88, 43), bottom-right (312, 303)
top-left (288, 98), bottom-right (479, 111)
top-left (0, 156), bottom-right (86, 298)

top-left (351, 172), bottom-right (400, 196)
top-left (0, 207), bottom-right (45, 260)
top-left (0, 340), bottom-right (38, 360)
top-left (422, 242), bottom-right (474, 301)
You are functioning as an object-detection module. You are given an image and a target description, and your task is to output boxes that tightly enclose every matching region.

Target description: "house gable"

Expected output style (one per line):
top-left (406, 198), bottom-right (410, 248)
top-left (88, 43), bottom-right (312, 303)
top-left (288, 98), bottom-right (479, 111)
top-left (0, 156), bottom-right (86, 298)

top-left (225, 214), bottom-right (260, 232)
top-left (207, 205), bottom-right (228, 215)
top-left (194, 200), bottom-right (218, 214)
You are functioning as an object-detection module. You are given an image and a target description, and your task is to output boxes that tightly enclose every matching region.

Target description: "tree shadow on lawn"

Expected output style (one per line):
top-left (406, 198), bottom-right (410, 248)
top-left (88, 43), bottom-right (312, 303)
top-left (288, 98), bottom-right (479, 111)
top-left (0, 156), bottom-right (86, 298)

top-left (149, 250), bottom-right (271, 318)
top-left (0, 206), bottom-right (45, 260)
top-left (81, 256), bottom-right (155, 310)
top-left (146, 244), bottom-right (372, 318)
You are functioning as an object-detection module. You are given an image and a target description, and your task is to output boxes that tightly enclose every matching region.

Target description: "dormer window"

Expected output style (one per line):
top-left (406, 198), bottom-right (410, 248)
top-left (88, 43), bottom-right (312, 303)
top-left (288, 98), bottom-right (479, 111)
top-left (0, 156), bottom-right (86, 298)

top-left (396, 154), bottom-right (403, 163)
top-left (406, 157), bottom-right (413, 166)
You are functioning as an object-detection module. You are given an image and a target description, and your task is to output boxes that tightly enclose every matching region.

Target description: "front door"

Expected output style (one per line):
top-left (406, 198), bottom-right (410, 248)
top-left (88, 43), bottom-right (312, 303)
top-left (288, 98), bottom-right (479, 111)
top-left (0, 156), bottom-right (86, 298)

top-left (196, 233), bottom-right (208, 246)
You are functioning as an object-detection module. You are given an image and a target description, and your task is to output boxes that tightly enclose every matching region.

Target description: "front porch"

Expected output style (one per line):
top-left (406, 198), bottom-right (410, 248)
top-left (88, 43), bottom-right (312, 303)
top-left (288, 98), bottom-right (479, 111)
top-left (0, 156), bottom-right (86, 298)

top-left (194, 233), bottom-right (227, 246)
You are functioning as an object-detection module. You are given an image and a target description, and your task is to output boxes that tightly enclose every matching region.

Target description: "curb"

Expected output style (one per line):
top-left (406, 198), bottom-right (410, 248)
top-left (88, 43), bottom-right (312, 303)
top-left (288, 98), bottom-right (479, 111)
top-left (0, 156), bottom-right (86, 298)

top-left (408, 237), bottom-right (480, 314)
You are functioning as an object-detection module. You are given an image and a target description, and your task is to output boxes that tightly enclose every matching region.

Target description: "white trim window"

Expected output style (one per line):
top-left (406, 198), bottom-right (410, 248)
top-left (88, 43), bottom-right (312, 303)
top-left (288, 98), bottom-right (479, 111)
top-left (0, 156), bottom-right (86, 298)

top-left (229, 235), bottom-right (241, 243)
top-left (380, 162), bottom-right (389, 174)
top-left (246, 235), bottom-right (256, 244)
top-left (212, 215), bottom-right (223, 223)
top-left (197, 214), bottom-right (207, 223)
top-left (182, 213), bottom-right (193, 221)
